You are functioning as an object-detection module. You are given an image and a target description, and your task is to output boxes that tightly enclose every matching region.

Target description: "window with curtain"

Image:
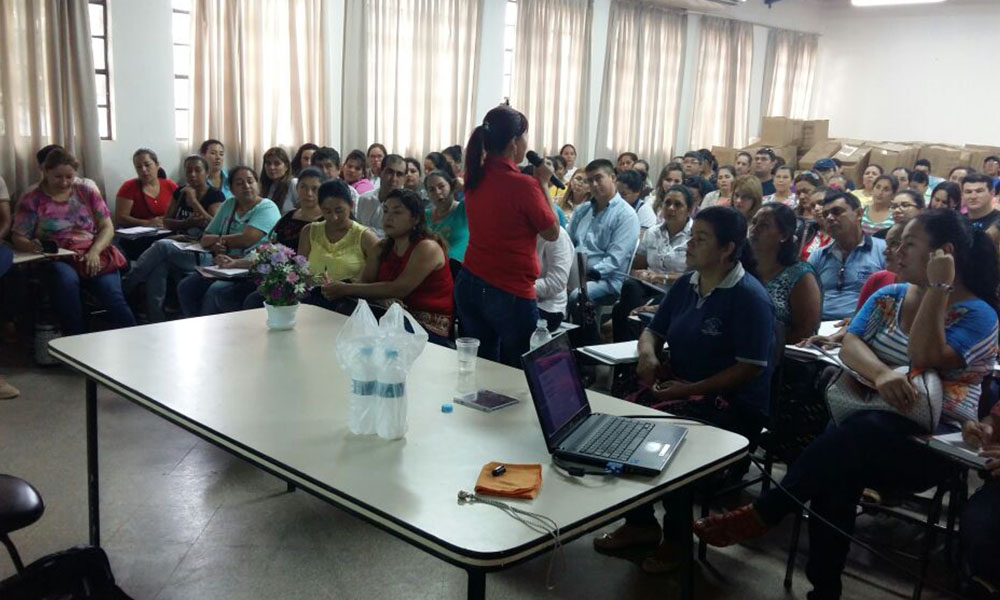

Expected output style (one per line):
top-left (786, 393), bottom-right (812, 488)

top-left (688, 16), bottom-right (753, 151)
top-left (342, 0), bottom-right (482, 159)
top-left (189, 0), bottom-right (325, 168)
top-left (511, 0), bottom-right (591, 157)
top-left (595, 2), bottom-right (685, 174)
top-left (0, 0), bottom-right (104, 198)
top-left (763, 29), bottom-right (818, 120)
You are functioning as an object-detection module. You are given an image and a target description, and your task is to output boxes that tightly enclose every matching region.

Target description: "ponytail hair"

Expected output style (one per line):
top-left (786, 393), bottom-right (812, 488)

top-left (694, 206), bottom-right (758, 278)
top-left (915, 209), bottom-right (999, 311)
top-left (464, 105), bottom-right (529, 191)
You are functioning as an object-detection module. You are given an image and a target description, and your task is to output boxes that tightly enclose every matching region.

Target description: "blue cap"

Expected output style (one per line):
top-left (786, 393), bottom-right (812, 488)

top-left (441, 403), bottom-right (453, 413)
top-left (814, 158), bottom-right (837, 170)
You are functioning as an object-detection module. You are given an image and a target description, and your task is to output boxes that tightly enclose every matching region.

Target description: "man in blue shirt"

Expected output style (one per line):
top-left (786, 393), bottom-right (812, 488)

top-left (808, 190), bottom-right (886, 319)
top-left (567, 159), bottom-right (640, 305)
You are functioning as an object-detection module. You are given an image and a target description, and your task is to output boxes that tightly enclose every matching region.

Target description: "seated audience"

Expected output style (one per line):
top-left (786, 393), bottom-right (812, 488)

top-left (20, 145), bottom-right (100, 200)
top-left (114, 148), bottom-right (177, 227)
top-left (749, 204), bottom-right (821, 344)
top-left (854, 164), bottom-right (883, 207)
top-left (813, 158), bottom-right (837, 183)
top-left (367, 143), bottom-right (387, 188)
top-left (300, 179), bottom-right (378, 283)
top-left (320, 189), bottom-right (454, 342)
top-left (311, 147), bottom-right (342, 180)
top-left (291, 143), bottom-right (319, 176)
top-left (12, 149), bottom-right (136, 334)
top-left (682, 151), bottom-right (702, 176)
top-left (963, 173), bottom-right (999, 230)
top-left (442, 145), bottom-right (463, 179)
top-left (342, 149), bottom-right (375, 195)
top-left (615, 152), bottom-right (638, 173)
top-left (424, 170), bottom-right (468, 261)
top-left (909, 168), bottom-right (930, 200)
top-left (949, 165), bottom-right (972, 184)
top-left (594, 206), bottom-right (774, 573)
top-left (123, 155), bottom-right (225, 322)
top-left (557, 169), bottom-right (590, 221)
top-left (891, 166), bottom-right (910, 189)
top-left (798, 187), bottom-right (830, 260)
top-left (651, 163), bottom-right (686, 215)
top-left (616, 170), bottom-right (656, 232)
top-left (701, 165), bottom-right (735, 209)
top-left (861, 173), bottom-right (897, 234)
top-left (355, 154), bottom-right (407, 236)
top-left (559, 144), bottom-right (578, 178)
top-left (268, 168), bottom-right (323, 248)
top-left (793, 171), bottom-right (822, 204)
top-left (983, 154), bottom-right (1000, 185)
top-left (733, 175), bottom-right (763, 219)
top-left (423, 152), bottom-right (454, 179)
top-left (403, 157), bottom-right (424, 196)
top-left (548, 155), bottom-right (568, 202)
top-left (260, 147), bottom-right (296, 213)
top-left (960, 407), bottom-right (1000, 593)
top-left (612, 185), bottom-right (694, 342)
top-left (698, 149), bottom-right (718, 182)
top-left (734, 151), bottom-right (752, 177)
top-left (763, 165), bottom-right (795, 207)
top-left (913, 158), bottom-right (945, 192)
top-left (535, 226), bottom-right (574, 331)
top-left (883, 188), bottom-right (925, 232)
top-left (753, 148), bottom-right (777, 196)
top-left (177, 166), bottom-right (280, 316)
top-left (200, 139), bottom-right (230, 198)
top-left (809, 191), bottom-right (887, 320)
top-left (930, 180), bottom-right (962, 212)
top-left (567, 159), bottom-right (641, 305)
top-left (684, 175), bottom-right (715, 212)
top-left (696, 209), bottom-right (1000, 600)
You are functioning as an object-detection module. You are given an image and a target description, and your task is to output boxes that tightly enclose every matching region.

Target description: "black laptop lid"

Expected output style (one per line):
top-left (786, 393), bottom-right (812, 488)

top-left (521, 333), bottom-right (592, 452)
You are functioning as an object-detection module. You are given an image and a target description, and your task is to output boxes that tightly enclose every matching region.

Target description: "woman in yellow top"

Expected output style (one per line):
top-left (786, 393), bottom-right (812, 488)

top-left (299, 179), bottom-right (378, 286)
top-left (853, 164), bottom-right (883, 207)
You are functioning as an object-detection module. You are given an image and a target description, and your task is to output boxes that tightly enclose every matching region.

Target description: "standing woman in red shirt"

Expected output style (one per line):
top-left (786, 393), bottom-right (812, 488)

top-left (456, 105), bottom-right (560, 365)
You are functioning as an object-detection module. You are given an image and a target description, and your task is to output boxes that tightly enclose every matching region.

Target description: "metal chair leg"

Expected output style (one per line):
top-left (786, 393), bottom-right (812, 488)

top-left (784, 510), bottom-right (804, 590)
top-left (1, 534), bottom-right (25, 573)
top-left (912, 485), bottom-right (947, 600)
top-left (697, 495), bottom-right (710, 561)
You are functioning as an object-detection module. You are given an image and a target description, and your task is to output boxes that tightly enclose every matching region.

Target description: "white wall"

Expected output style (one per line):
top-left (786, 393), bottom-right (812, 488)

top-left (814, 1), bottom-right (1000, 146)
top-left (100, 0), bottom-right (181, 206)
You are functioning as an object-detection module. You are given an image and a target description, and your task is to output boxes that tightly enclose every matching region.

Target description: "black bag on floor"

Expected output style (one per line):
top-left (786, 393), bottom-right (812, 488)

top-left (0, 545), bottom-right (133, 600)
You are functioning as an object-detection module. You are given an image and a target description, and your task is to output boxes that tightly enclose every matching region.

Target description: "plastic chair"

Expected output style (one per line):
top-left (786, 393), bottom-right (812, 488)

top-left (0, 475), bottom-right (45, 573)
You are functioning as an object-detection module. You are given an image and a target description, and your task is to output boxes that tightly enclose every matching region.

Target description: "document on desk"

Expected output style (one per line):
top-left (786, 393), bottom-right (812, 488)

top-left (117, 226), bottom-right (171, 237)
top-left (818, 320), bottom-right (842, 338)
top-left (927, 432), bottom-right (989, 469)
top-left (784, 343), bottom-right (842, 366)
top-left (169, 240), bottom-right (211, 253)
top-left (196, 266), bottom-right (250, 279)
top-left (579, 341), bottom-right (640, 364)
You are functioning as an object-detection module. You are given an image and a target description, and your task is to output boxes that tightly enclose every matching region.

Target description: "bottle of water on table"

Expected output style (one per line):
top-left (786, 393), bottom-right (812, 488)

top-left (348, 347), bottom-right (377, 435)
top-left (376, 349), bottom-right (408, 440)
top-left (529, 318), bottom-right (552, 350)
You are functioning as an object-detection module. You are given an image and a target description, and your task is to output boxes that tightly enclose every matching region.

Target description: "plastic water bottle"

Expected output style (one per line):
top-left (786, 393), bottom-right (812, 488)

top-left (376, 349), bottom-right (408, 440)
top-left (348, 347), bottom-right (377, 435)
top-left (529, 319), bottom-right (552, 350)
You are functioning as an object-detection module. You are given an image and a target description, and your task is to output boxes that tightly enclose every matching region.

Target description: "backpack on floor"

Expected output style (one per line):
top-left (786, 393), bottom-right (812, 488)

top-left (0, 545), bottom-right (133, 600)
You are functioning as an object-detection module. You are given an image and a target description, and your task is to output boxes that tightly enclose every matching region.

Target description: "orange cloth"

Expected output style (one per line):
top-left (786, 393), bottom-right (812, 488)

top-left (474, 462), bottom-right (542, 500)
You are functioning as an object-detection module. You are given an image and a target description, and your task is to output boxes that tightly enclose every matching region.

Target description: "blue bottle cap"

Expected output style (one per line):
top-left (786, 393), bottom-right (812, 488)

top-left (441, 403), bottom-right (453, 413)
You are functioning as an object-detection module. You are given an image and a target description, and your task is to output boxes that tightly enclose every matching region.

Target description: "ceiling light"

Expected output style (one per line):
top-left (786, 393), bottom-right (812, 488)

top-left (852, 0), bottom-right (946, 6)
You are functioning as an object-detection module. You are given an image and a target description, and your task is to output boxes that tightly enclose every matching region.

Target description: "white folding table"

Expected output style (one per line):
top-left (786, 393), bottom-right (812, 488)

top-left (48, 306), bottom-right (749, 599)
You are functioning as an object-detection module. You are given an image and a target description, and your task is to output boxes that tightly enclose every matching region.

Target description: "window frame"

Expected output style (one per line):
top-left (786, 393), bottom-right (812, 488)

top-left (502, 0), bottom-right (517, 102)
top-left (172, 0), bottom-right (192, 141)
top-left (89, 0), bottom-right (113, 140)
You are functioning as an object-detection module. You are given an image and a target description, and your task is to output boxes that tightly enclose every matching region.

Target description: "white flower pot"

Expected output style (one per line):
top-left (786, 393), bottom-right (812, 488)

top-left (264, 302), bottom-right (299, 330)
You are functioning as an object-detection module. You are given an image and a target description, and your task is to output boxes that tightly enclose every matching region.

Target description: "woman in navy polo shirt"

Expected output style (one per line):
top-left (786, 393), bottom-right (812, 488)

top-left (593, 206), bottom-right (775, 573)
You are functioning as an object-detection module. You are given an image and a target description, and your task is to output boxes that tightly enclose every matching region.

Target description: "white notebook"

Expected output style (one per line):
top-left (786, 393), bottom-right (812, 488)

top-left (579, 341), bottom-right (639, 364)
top-left (928, 432), bottom-right (989, 469)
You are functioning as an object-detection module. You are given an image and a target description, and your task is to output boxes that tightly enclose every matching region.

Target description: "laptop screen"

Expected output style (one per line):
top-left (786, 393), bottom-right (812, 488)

top-left (521, 334), bottom-right (591, 448)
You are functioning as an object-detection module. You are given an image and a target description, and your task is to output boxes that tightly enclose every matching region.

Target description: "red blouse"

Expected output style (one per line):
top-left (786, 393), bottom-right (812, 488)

top-left (116, 178), bottom-right (178, 219)
top-left (376, 239), bottom-right (454, 317)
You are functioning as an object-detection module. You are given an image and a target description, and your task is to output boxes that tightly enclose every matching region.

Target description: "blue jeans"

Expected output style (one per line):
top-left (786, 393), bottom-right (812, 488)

top-left (46, 261), bottom-right (137, 335)
top-left (177, 273), bottom-right (255, 316)
top-left (0, 245), bottom-right (12, 279)
top-left (569, 280), bottom-right (620, 307)
top-left (454, 269), bottom-right (538, 367)
top-left (123, 239), bottom-right (204, 321)
top-left (753, 411), bottom-right (954, 599)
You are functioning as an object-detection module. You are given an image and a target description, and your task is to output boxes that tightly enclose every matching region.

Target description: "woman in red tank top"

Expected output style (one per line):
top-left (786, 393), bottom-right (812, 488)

top-left (321, 189), bottom-right (453, 340)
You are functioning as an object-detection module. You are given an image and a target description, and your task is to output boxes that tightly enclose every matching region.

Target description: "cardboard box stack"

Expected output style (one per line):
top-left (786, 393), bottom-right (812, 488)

top-left (747, 117), bottom-right (833, 171)
top-left (832, 141), bottom-right (872, 184)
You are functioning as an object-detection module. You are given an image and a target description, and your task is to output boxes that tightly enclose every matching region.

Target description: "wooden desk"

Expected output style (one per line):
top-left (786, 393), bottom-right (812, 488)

top-left (49, 306), bottom-right (748, 599)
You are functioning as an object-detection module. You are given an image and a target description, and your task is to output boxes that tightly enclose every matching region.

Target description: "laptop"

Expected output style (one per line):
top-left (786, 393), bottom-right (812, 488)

top-left (521, 334), bottom-right (686, 476)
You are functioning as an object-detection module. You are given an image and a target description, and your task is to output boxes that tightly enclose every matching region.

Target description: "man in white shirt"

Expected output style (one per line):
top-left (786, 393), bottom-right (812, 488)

top-left (616, 170), bottom-right (657, 234)
top-left (535, 227), bottom-right (574, 331)
top-left (355, 154), bottom-right (407, 236)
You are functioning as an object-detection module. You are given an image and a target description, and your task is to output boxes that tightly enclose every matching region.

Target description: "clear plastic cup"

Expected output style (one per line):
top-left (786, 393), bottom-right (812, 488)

top-left (455, 337), bottom-right (480, 374)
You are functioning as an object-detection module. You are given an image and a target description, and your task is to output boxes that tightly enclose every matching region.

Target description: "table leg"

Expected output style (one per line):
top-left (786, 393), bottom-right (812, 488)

top-left (466, 568), bottom-right (485, 600)
top-left (86, 377), bottom-right (100, 547)
top-left (679, 488), bottom-right (695, 600)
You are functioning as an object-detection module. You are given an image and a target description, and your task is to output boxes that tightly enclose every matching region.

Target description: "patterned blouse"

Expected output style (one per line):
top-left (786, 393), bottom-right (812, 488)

top-left (763, 261), bottom-right (816, 328)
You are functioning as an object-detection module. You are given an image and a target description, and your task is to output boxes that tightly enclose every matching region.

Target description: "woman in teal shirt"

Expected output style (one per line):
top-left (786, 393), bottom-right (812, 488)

top-left (425, 169), bottom-right (469, 261)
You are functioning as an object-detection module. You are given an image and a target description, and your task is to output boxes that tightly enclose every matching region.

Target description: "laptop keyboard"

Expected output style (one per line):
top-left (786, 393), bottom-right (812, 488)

top-left (579, 418), bottom-right (654, 461)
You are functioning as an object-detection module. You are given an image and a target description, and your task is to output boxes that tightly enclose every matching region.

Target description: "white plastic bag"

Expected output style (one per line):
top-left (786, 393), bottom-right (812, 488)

top-left (374, 303), bottom-right (428, 439)
top-left (335, 300), bottom-right (381, 434)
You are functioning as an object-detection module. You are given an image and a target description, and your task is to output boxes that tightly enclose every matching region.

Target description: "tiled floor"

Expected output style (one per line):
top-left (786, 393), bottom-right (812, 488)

top-left (0, 362), bottom-right (968, 599)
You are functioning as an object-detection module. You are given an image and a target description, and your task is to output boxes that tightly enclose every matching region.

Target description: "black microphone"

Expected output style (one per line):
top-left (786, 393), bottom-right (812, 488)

top-left (526, 151), bottom-right (565, 189)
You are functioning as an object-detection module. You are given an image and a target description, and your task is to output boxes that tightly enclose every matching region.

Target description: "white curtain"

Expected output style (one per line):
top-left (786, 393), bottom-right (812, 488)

top-left (0, 0), bottom-right (103, 198)
top-left (190, 0), bottom-right (326, 169)
top-left (688, 16), bottom-right (753, 150)
top-left (511, 0), bottom-right (592, 158)
top-left (763, 29), bottom-right (818, 119)
top-left (595, 2), bottom-right (685, 175)
top-left (342, 0), bottom-right (482, 159)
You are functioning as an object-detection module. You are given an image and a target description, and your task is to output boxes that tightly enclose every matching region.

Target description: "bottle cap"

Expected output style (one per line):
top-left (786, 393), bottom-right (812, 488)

top-left (441, 403), bottom-right (453, 413)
